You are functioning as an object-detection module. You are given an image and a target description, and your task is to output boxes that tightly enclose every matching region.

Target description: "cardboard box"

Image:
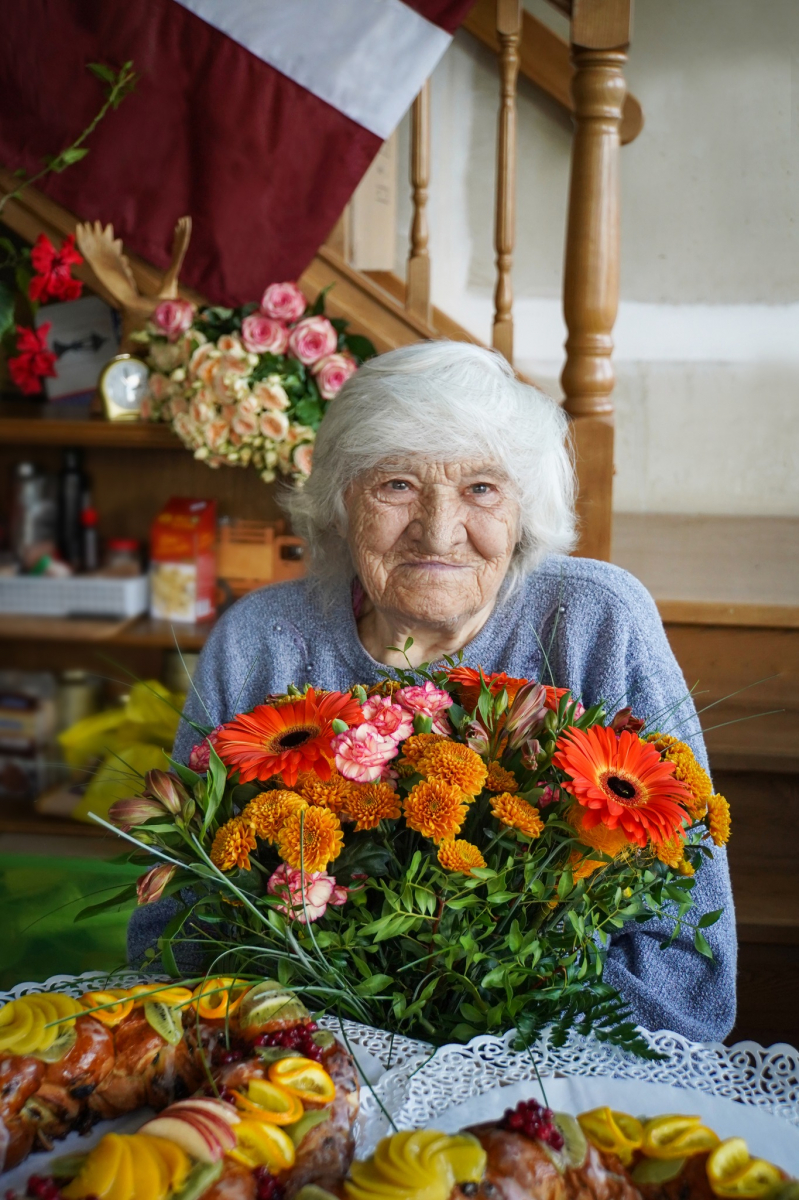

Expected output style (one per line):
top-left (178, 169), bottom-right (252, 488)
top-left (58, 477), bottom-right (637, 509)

top-left (150, 497), bottom-right (217, 623)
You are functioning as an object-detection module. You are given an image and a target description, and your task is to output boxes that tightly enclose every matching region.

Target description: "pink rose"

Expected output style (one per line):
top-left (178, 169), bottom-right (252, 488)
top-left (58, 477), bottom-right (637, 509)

top-left (260, 410), bottom-right (290, 441)
top-left (261, 281), bottom-right (307, 323)
top-left (293, 442), bottom-right (314, 478)
top-left (396, 682), bottom-right (454, 733)
top-left (232, 409), bottom-right (258, 438)
top-left (267, 863), bottom-right (348, 924)
top-left (217, 334), bottom-right (245, 356)
top-left (333, 723), bottom-right (398, 783)
top-left (311, 352), bottom-right (357, 400)
top-left (288, 316), bottom-right (338, 366)
top-left (241, 313), bottom-right (289, 355)
top-left (252, 379), bottom-right (289, 411)
top-left (153, 299), bottom-right (195, 341)
top-left (361, 695), bottom-right (414, 743)
top-left (188, 727), bottom-right (222, 773)
top-left (148, 372), bottom-right (170, 402)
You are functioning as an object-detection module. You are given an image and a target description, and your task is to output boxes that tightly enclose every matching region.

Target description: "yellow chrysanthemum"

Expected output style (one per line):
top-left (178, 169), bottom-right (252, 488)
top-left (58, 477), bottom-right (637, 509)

top-left (490, 792), bottom-right (544, 838)
top-left (210, 816), bottom-right (257, 872)
top-left (347, 782), bottom-right (402, 831)
top-left (277, 805), bottom-right (344, 873)
top-left (244, 789), bottom-right (306, 842)
top-left (403, 779), bottom-right (469, 842)
top-left (647, 733), bottom-right (712, 818)
top-left (655, 834), bottom-right (686, 870)
top-left (485, 760), bottom-right (519, 793)
top-left (567, 849), bottom-right (605, 882)
top-left (706, 792), bottom-right (731, 847)
top-left (677, 857), bottom-right (695, 877)
top-left (417, 741), bottom-right (487, 797)
top-left (400, 733), bottom-right (448, 767)
top-left (437, 839), bottom-right (486, 875)
top-left (295, 770), bottom-right (358, 814)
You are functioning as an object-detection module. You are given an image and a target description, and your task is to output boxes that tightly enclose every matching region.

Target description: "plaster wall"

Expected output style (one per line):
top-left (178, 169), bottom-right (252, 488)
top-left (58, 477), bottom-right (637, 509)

top-left (393, 0), bottom-right (799, 516)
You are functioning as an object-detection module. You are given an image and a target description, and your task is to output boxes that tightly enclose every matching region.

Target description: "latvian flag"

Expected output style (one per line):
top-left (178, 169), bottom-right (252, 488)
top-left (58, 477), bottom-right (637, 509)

top-left (0, 0), bottom-right (475, 304)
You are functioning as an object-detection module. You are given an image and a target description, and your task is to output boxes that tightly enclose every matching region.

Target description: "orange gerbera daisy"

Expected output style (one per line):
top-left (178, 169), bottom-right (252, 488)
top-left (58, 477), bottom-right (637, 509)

top-left (490, 792), bottom-right (544, 838)
top-left (295, 769), bottom-right (359, 814)
top-left (446, 667), bottom-right (528, 712)
top-left (404, 780), bottom-right (468, 842)
top-left (553, 726), bottom-right (691, 848)
top-left (566, 803), bottom-right (630, 858)
top-left (400, 733), bottom-right (448, 767)
top-left (347, 782), bottom-right (401, 831)
top-left (438, 839), bottom-right (486, 874)
top-left (243, 790), bottom-right (306, 842)
top-left (210, 816), bottom-right (257, 872)
top-left (417, 741), bottom-right (487, 797)
top-left (646, 733), bottom-right (712, 818)
top-left (277, 805), bottom-right (344, 872)
top-left (485, 760), bottom-right (519, 793)
top-left (706, 793), bottom-right (731, 847)
top-left (215, 689), bottom-right (364, 787)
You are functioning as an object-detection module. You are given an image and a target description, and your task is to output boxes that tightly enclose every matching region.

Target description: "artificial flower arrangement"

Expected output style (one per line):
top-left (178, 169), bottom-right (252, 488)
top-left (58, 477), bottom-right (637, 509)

top-left (135, 282), bottom-right (376, 484)
top-left (98, 655), bottom-right (731, 1058)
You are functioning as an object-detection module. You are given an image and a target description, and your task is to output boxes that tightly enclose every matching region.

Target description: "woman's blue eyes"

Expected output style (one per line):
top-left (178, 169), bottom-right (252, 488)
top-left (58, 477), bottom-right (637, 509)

top-left (383, 481), bottom-right (493, 494)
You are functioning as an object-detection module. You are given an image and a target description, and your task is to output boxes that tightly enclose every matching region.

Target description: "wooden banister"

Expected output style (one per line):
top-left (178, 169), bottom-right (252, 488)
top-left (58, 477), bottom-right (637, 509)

top-left (492, 0), bottom-right (522, 363)
top-left (462, 0), bottom-right (643, 145)
top-left (406, 81), bottom-right (432, 323)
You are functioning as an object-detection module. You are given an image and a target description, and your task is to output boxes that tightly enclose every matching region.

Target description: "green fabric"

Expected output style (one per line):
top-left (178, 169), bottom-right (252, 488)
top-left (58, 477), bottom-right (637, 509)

top-left (0, 854), bottom-right (141, 990)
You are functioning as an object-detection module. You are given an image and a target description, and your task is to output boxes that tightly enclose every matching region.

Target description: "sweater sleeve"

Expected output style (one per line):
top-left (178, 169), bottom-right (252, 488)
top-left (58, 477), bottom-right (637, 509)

top-left (585, 571), bottom-right (737, 1041)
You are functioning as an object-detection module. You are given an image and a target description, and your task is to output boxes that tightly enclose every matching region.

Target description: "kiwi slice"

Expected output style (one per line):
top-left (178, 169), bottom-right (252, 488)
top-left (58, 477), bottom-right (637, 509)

top-left (144, 1001), bottom-right (184, 1046)
top-left (765, 1186), bottom-right (799, 1200)
top-left (239, 981), bottom-right (310, 1029)
top-left (293, 1188), bottom-right (339, 1200)
top-left (172, 1161), bottom-right (224, 1200)
top-left (254, 1046), bottom-right (305, 1064)
top-left (552, 1112), bottom-right (588, 1170)
top-left (33, 1025), bottom-right (77, 1063)
top-left (49, 1153), bottom-right (88, 1180)
top-left (632, 1157), bottom-right (687, 1185)
top-left (286, 1108), bottom-right (331, 1148)
top-left (311, 1029), bottom-right (336, 1051)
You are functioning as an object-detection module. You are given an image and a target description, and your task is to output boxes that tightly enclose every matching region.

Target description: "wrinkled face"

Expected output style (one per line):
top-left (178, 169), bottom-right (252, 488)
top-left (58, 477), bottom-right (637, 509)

top-left (344, 458), bottom-right (520, 628)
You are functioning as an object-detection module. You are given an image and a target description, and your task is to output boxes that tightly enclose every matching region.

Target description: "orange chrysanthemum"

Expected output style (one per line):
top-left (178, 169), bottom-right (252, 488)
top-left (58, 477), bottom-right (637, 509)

top-left (400, 733), bottom-right (448, 766)
top-left (417, 741), bottom-right (487, 797)
top-left (215, 689), bottom-right (364, 787)
top-left (646, 733), bottom-right (712, 818)
top-left (567, 849), bottom-right (605, 882)
top-left (553, 726), bottom-right (691, 848)
top-left (567, 803), bottom-right (631, 858)
top-left (485, 760), bottom-right (519, 793)
top-left (654, 833), bottom-right (687, 870)
top-left (295, 769), bottom-right (359, 814)
top-left (437, 839), bottom-right (486, 874)
top-left (706, 793), bottom-right (731, 847)
top-left (446, 667), bottom-right (528, 712)
top-left (346, 782), bottom-right (402, 831)
top-left (210, 816), bottom-right (257, 872)
top-left (243, 790), bottom-right (306, 842)
top-left (277, 805), bottom-right (344, 873)
top-left (404, 779), bottom-right (468, 842)
top-left (490, 791), bottom-right (544, 838)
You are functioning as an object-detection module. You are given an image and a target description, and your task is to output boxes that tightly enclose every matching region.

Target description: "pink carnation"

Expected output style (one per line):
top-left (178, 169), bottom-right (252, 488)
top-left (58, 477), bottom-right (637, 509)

top-left (261, 281), bottom-right (307, 323)
top-left (241, 313), bottom-right (289, 355)
top-left (188, 727), bottom-right (222, 773)
top-left (267, 863), bottom-right (348, 924)
top-left (311, 352), bottom-right (357, 400)
top-left (361, 695), bottom-right (414, 743)
top-left (288, 316), bottom-right (338, 366)
top-left (396, 682), bottom-right (454, 734)
top-left (153, 299), bottom-right (195, 341)
top-left (333, 723), bottom-right (398, 783)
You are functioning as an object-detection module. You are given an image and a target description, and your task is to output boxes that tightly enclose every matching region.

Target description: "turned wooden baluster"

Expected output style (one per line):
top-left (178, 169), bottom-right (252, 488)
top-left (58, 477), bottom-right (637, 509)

top-left (406, 81), bottom-right (432, 323)
top-left (492, 0), bottom-right (522, 362)
top-left (561, 1), bottom-right (630, 561)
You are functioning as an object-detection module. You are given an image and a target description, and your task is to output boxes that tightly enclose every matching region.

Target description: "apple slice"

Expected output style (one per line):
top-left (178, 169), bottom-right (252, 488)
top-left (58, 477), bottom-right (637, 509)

top-left (163, 1108), bottom-right (237, 1154)
top-left (170, 1098), bottom-right (240, 1126)
top-left (139, 1116), bottom-right (220, 1164)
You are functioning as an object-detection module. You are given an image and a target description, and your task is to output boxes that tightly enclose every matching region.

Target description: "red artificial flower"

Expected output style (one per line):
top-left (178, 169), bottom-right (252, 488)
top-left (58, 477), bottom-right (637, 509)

top-left (8, 323), bottom-right (57, 395)
top-left (542, 685), bottom-right (573, 712)
top-left (447, 666), bottom-right (529, 711)
top-left (28, 234), bottom-right (83, 303)
top-left (215, 688), bottom-right (365, 787)
top-left (552, 724), bottom-right (692, 848)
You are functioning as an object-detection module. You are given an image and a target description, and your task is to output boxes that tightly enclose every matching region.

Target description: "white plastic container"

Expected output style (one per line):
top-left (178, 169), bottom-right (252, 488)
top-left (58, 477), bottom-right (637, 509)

top-left (0, 574), bottom-right (149, 619)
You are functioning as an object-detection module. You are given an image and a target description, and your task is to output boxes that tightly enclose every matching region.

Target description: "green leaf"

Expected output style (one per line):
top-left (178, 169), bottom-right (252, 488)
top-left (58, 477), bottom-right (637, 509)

top-left (0, 282), bottom-right (15, 341)
top-left (355, 974), bottom-right (394, 996)
top-left (60, 147), bottom-right (89, 165)
top-left (343, 333), bottom-right (376, 363)
top-left (75, 883), bottom-right (138, 921)
top-left (697, 908), bottom-right (722, 929)
top-left (201, 746), bottom-right (228, 835)
top-left (557, 869), bottom-right (573, 900)
top-left (87, 62), bottom-right (116, 83)
top-left (693, 929), bottom-right (714, 959)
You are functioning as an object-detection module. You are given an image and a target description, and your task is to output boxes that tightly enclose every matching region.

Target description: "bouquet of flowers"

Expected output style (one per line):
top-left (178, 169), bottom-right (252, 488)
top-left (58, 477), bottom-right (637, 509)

top-left (100, 655), bottom-right (731, 1056)
top-left (135, 282), bottom-right (375, 484)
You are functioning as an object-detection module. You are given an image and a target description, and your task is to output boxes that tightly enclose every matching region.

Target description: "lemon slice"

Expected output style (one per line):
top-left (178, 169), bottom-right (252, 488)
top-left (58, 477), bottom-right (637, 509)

top-left (228, 1119), bottom-right (296, 1171)
top-left (708, 1139), bottom-right (753, 1188)
top-left (0, 1000), bottom-right (34, 1051)
top-left (25, 996), bottom-right (62, 1051)
top-left (12, 1002), bottom-right (46, 1055)
top-left (643, 1114), bottom-right (719, 1159)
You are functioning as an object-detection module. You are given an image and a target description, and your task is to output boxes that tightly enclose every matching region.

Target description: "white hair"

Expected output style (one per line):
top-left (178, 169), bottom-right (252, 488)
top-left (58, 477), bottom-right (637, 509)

top-left (283, 340), bottom-right (577, 590)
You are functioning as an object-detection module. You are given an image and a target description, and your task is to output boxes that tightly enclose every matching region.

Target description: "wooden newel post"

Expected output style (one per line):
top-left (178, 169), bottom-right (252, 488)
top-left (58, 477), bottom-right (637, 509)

top-left (492, 0), bottom-right (521, 362)
top-left (561, 2), bottom-right (630, 562)
top-left (406, 81), bottom-right (432, 323)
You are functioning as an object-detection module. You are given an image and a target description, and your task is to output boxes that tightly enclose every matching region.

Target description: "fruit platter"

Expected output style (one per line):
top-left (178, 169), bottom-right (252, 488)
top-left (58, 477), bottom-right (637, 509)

top-left (1, 975), bottom-right (797, 1200)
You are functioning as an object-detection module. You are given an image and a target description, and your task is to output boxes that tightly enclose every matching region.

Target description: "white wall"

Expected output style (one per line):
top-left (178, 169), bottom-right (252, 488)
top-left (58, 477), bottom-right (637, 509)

top-left (392, 0), bottom-right (799, 516)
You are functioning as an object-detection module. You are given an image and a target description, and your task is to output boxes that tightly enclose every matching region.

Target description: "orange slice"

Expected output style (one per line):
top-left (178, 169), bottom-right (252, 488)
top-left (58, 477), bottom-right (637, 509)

top-left (707, 1140), bottom-right (784, 1199)
top-left (80, 990), bottom-right (134, 1026)
top-left (191, 977), bottom-right (249, 1020)
top-left (228, 1119), bottom-right (296, 1172)
top-left (578, 1107), bottom-right (643, 1166)
top-left (237, 1080), bottom-right (304, 1125)
top-left (268, 1057), bottom-right (336, 1106)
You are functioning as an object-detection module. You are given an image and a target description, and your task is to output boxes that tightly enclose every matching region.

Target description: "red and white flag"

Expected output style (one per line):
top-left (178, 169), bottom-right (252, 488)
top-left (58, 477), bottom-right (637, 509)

top-left (0, 0), bottom-right (474, 304)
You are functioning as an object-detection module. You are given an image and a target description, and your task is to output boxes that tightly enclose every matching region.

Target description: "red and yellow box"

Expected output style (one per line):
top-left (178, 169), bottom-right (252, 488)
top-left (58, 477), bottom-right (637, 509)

top-left (150, 497), bottom-right (217, 623)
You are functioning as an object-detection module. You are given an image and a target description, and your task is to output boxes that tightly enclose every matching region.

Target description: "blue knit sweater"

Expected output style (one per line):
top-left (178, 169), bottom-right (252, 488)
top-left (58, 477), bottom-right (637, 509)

top-left (128, 556), bottom-right (737, 1041)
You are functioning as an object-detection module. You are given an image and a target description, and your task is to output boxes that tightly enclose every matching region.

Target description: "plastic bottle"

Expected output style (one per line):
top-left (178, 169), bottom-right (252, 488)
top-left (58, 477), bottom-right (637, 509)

top-left (57, 449), bottom-right (85, 569)
top-left (81, 502), bottom-right (99, 573)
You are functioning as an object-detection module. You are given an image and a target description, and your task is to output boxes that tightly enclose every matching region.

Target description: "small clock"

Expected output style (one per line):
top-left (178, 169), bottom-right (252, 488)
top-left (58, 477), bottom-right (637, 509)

top-left (98, 353), bottom-right (150, 421)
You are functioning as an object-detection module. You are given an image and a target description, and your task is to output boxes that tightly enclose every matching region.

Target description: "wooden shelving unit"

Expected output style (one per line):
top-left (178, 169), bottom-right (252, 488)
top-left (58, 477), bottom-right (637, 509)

top-left (0, 614), bottom-right (211, 650)
top-left (0, 404), bottom-right (180, 449)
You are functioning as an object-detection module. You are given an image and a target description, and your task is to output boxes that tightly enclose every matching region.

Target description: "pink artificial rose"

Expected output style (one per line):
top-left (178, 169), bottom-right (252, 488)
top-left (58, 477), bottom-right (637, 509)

top-left (260, 410), bottom-right (290, 441)
top-left (153, 299), bottom-right (195, 341)
top-left (261, 281), bottom-right (307, 323)
top-left (538, 784), bottom-right (563, 808)
top-left (252, 379), bottom-right (289, 411)
top-left (267, 863), bottom-right (348, 924)
top-left (241, 313), bottom-right (289, 355)
top-left (136, 864), bottom-right (176, 905)
top-left (311, 352), bottom-right (357, 400)
top-left (292, 442), bottom-right (314, 478)
top-left (232, 409), bottom-right (258, 438)
top-left (148, 373), bottom-right (170, 402)
top-left (287, 316), bottom-right (338, 366)
top-left (361, 695), bottom-right (414, 743)
top-left (333, 723), bottom-right (398, 783)
top-left (396, 682), bottom-right (454, 734)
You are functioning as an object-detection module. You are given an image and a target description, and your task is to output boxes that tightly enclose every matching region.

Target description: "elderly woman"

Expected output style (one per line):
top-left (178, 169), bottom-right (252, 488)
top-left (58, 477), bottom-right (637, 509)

top-left (130, 340), bottom-right (736, 1042)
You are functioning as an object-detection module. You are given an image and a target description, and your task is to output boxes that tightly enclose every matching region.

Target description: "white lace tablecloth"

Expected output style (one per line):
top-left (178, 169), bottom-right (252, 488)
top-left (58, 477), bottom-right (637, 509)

top-left (3, 971), bottom-right (798, 1159)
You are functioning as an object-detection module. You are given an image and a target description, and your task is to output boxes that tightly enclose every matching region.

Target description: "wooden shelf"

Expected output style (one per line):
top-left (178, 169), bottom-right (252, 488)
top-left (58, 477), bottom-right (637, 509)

top-left (0, 403), bottom-right (180, 449)
top-left (0, 614), bottom-right (212, 650)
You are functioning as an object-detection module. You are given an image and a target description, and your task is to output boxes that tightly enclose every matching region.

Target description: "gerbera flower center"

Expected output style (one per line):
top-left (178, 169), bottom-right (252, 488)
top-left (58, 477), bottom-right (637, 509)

top-left (606, 775), bottom-right (638, 801)
top-left (270, 724), bottom-right (320, 750)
